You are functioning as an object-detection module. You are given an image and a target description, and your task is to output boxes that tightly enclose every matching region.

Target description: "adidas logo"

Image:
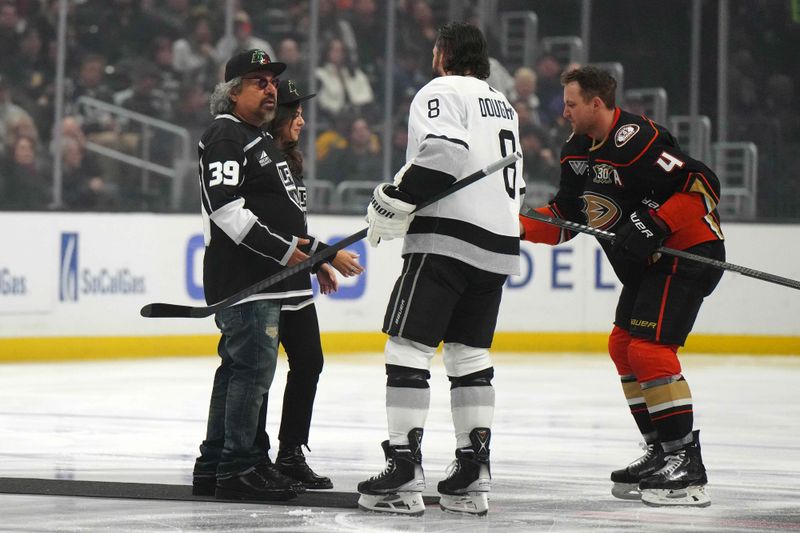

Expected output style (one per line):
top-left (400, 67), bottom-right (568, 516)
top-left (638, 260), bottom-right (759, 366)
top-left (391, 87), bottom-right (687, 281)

top-left (258, 150), bottom-right (271, 167)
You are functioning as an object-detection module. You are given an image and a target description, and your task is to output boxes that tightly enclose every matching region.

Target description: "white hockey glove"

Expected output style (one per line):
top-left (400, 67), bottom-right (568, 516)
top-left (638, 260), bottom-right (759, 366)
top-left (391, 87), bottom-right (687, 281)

top-left (366, 183), bottom-right (416, 247)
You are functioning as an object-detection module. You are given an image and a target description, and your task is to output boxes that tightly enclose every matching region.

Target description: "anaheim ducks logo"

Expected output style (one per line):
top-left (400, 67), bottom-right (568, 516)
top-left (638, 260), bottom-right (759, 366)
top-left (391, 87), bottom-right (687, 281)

top-left (581, 192), bottom-right (621, 230)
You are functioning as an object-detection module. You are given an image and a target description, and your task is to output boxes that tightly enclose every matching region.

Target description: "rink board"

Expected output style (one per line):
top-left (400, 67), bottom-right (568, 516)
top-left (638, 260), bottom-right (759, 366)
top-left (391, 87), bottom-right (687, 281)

top-left (1, 212), bottom-right (798, 360)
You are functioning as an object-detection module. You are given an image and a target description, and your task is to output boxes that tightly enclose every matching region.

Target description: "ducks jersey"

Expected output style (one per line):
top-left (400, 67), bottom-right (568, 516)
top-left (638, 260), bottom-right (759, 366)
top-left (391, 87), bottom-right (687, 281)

top-left (523, 108), bottom-right (724, 283)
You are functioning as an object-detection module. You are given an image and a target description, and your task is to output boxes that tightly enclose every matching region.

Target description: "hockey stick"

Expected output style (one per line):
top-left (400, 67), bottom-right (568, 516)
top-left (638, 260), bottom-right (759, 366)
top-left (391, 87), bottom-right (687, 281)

top-left (522, 208), bottom-right (800, 291)
top-left (141, 151), bottom-right (523, 318)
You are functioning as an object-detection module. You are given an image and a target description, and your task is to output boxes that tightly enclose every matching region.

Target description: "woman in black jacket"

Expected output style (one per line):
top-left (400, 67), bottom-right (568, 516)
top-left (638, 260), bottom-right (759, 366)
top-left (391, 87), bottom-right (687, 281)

top-left (259, 79), bottom-right (364, 489)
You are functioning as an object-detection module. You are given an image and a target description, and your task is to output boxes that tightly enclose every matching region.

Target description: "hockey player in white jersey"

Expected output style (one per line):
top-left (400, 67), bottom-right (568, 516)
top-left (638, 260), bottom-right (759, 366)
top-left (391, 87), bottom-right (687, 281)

top-left (358, 22), bottom-right (524, 516)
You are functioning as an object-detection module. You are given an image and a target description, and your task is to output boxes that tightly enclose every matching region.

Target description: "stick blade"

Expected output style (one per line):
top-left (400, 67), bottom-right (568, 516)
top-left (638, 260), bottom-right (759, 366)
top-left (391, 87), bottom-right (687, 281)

top-left (141, 303), bottom-right (197, 319)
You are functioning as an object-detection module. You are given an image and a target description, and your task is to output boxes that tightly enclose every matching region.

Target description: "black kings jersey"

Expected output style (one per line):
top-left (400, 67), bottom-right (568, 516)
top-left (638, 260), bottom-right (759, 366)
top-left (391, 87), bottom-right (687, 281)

top-left (549, 108), bottom-right (724, 282)
top-left (400, 75), bottom-right (524, 275)
top-left (199, 114), bottom-right (319, 305)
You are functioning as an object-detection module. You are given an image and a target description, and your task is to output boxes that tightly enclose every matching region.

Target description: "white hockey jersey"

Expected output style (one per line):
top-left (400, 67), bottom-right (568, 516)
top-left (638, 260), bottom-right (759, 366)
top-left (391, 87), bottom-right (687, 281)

top-left (400, 75), bottom-right (524, 275)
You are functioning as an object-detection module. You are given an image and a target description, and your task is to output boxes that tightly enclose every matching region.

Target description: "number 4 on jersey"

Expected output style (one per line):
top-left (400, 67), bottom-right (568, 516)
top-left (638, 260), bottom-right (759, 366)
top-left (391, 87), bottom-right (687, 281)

top-left (656, 151), bottom-right (685, 172)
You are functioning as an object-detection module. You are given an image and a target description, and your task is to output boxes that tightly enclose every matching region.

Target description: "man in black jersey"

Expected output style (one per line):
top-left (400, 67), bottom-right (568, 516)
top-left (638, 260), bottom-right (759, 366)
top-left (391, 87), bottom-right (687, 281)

top-left (521, 66), bottom-right (723, 507)
top-left (190, 49), bottom-right (329, 502)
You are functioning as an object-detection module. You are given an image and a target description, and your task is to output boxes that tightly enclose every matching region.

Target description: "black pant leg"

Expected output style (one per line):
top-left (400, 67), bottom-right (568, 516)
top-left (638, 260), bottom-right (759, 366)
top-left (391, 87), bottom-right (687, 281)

top-left (278, 303), bottom-right (324, 447)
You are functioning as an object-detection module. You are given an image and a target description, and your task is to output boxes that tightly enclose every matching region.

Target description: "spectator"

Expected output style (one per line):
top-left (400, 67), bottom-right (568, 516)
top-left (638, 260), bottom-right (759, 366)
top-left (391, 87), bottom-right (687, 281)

top-left (533, 53), bottom-right (565, 126)
top-left (315, 37), bottom-right (375, 123)
top-left (389, 118), bottom-right (408, 172)
top-left (61, 135), bottom-right (117, 210)
top-left (1, 134), bottom-right (49, 210)
top-left (0, 75), bottom-right (37, 158)
top-left (5, 26), bottom-right (48, 109)
top-left (276, 37), bottom-right (307, 80)
top-left (215, 10), bottom-right (276, 69)
top-left (113, 60), bottom-right (175, 187)
top-left (113, 60), bottom-right (172, 121)
top-left (173, 84), bottom-right (210, 139)
top-left (7, 112), bottom-right (40, 148)
top-left (519, 124), bottom-right (559, 188)
top-left (512, 100), bottom-right (536, 131)
top-left (76, 0), bottom-right (167, 65)
top-left (509, 67), bottom-right (541, 125)
top-left (173, 83), bottom-right (209, 212)
top-left (172, 7), bottom-right (218, 90)
top-left (317, 0), bottom-right (358, 66)
top-left (314, 112), bottom-right (351, 162)
top-left (60, 116), bottom-right (87, 147)
top-left (0, 1), bottom-right (25, 74)
top-left (392, 49), bottom-right (427, 105)
top-left (66, 53), bottom-right (116, 137)
top-left (347, 0), bottom-right (383, 77)
top-left (397, 0), bottom-right (438, 75)
top-left (318, 117), bottom-right (382, 185)
top-left (150, 36), bottom-right (182, 113)
top-left (150, 0), bottom-right (193, 38)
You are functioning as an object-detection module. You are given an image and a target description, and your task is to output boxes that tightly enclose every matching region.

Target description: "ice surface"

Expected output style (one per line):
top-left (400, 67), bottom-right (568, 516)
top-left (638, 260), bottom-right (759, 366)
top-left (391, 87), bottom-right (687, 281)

top-left (1, 353), bottom-right (798, 532)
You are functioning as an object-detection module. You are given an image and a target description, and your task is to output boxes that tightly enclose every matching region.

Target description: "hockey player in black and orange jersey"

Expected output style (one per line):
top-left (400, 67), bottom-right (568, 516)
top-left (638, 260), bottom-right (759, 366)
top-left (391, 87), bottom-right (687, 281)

top-left (520, 66), bottom-right (724, 507)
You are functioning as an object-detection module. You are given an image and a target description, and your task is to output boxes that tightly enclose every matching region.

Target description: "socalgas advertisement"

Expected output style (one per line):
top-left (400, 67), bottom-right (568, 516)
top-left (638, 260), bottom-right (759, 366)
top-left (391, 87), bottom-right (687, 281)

top-left (0, 212), bottom-right (798, 355)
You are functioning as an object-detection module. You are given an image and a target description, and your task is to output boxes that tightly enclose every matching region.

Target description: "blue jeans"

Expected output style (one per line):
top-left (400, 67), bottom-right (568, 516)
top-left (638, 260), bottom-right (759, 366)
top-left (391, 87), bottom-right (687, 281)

top-left (193, 299), bottom-right (281, 477)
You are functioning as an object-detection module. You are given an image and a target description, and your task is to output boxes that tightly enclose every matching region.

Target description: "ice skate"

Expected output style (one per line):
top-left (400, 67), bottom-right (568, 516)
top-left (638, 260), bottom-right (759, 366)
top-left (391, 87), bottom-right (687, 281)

top-left (438, 427), bottom-right (491, 516)
top-left (610, 440), bottom-right (666, 500)
top-left (357, 428), bottom-right (426, 516)
top-left (639, 430), bottom-right (710, 507)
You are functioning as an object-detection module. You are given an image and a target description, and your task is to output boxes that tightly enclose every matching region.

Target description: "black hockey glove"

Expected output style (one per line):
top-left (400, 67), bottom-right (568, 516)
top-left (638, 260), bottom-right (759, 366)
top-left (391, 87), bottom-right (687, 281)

top-left (612, 209), bottom-right (669, 263)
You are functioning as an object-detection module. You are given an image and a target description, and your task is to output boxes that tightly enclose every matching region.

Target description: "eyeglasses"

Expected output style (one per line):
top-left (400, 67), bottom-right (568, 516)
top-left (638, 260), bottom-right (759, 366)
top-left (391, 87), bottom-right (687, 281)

top-left (245, 76), bottom-right (279, 90)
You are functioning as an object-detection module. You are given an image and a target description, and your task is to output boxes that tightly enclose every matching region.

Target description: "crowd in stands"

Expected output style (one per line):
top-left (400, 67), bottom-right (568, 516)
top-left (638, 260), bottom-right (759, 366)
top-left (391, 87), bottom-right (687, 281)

top-left (0, 0), bottom-right (797, 218)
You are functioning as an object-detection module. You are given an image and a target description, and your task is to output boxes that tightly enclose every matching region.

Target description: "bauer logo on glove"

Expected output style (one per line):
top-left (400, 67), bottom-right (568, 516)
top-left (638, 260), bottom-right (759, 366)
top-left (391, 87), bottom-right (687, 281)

top-left (370, 196), bottom-right (399, 218)
top-left (366, 183), bottom-right (416, 247)
top-left (612, 209), bottom-right (669, 263)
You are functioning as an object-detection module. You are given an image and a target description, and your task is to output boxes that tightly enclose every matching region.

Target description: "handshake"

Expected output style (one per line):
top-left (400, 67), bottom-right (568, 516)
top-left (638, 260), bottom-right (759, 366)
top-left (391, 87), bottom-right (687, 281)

top-left (365, 183), bottom-right (416, 247)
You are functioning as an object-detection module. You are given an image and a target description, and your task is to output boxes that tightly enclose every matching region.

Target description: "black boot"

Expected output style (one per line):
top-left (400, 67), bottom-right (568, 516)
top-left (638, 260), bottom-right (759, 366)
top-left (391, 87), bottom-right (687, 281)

top-left (276, 445), bottom-right (333, 490)
top-left (639, 430), bottom-right (710, 507)
top-left (610, 441), bottom-right (666, 500)
top-left (191, 471), bottom-right (216, 497)
top-left (215, 459), bottom-right (298, 501)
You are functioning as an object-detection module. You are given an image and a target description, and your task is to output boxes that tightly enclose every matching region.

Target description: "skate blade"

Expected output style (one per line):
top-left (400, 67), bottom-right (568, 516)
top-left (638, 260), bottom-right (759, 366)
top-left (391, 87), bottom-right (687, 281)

top-left (611, 482), bottom-right (642, 500)
top-left (439, 492), bottom-right (489, 516)
top-left (641, 485), bottom-right (711, 507)
top-left (357, 492), bottom-right (425, 516)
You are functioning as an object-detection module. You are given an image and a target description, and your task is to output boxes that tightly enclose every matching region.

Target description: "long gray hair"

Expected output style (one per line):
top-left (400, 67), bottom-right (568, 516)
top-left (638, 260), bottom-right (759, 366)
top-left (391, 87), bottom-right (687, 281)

top-left (209, 78), bottom-right (243, 116)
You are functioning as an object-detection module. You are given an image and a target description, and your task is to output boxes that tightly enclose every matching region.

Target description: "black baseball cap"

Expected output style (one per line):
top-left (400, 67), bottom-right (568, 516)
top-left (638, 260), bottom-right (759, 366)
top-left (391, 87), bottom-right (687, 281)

top-left (224, 49), bottom-right (286, 82)
top-left (277, 79), bottom-right (316, 106)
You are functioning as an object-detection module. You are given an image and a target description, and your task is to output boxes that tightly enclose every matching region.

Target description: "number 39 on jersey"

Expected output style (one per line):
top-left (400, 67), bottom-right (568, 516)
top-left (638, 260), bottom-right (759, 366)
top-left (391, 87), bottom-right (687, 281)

top-left (207, 160), bottom-right (240, 187)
